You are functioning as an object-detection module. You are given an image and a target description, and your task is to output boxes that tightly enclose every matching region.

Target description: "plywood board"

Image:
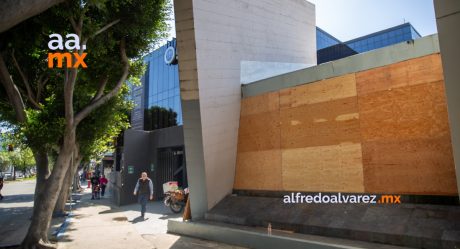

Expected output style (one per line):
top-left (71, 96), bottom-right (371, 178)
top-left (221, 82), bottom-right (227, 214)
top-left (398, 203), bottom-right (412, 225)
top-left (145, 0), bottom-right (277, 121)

top-left (356, 54), bottom-right (444, 96)
top-left (279, 73), bottom-right (357, 109)
top-left (362, 136), bottom-right (457, 195)
top-left (280, 96), bottom-right (361, 149)
top-left (240, 91), bottom-right (279, 117)
top-left (234, 149), bottom-right (282, 190)
top-left (237, 110), bottom-right (280, 152)
top-left (358, 81), bottom-right (451, 142)
top-left (282, 143), bottom-right (364, 192)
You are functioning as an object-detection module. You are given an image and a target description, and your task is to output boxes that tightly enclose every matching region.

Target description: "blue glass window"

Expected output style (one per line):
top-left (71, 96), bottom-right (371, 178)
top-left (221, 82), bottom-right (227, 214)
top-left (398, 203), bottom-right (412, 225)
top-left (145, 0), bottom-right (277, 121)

top-left (141, 38), bottom-right (182, 130)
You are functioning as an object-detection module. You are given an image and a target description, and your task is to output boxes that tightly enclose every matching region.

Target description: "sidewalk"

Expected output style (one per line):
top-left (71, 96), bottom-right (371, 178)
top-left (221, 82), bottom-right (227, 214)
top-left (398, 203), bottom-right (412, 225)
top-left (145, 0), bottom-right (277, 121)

top-left (56, 187), bottom-right (245, 249)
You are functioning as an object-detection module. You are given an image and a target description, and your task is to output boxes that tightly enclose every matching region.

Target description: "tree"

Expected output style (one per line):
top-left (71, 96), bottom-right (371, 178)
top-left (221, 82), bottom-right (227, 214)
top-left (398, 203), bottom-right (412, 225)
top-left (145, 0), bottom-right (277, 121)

top-left (54, 89), bottom-right (131, 215)
top-left (0, 0), bottom-right (67, 33)
top-left (0, 1), bottom-right (169, 247)
top-left (0, 129), bottom-right (36, 179)
top-left (10, 148), bottom-right (35, 175)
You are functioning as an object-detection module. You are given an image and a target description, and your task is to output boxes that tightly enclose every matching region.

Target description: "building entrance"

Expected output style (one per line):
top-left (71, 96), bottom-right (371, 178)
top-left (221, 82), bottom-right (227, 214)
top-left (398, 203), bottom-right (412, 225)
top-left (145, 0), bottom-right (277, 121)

top-left (155, 146), bottom-right (187, 199)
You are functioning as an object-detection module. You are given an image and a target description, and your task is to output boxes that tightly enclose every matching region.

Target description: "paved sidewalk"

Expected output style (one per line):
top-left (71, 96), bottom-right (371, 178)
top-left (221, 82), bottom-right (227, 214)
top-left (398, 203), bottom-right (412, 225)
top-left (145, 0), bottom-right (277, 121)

top-left (57, 187), bottom-right (245, 249)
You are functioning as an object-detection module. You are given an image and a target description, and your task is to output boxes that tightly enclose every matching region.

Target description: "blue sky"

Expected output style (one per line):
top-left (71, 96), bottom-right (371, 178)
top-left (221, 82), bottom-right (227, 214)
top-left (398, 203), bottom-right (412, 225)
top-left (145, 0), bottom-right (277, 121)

top-left (308, 0), bottom-right (437, 41)
top-left (163, 0), bottom-right (438, 45)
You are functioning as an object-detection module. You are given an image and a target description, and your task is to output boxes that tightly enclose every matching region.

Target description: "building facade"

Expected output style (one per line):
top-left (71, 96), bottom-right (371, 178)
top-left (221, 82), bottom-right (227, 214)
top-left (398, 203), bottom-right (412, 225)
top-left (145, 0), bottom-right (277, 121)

top-left (111, 40), bottom-right (187, 205)
top-left (317, 23), bottom-right (422, 64)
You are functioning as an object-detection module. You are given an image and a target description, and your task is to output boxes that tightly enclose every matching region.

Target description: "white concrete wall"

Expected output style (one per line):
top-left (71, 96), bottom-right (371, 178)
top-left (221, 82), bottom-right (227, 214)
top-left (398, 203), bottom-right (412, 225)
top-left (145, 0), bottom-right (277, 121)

top-left (434, 0), bottom-right (460, 197)
top-left (175, 0), bottom-right (316, 214)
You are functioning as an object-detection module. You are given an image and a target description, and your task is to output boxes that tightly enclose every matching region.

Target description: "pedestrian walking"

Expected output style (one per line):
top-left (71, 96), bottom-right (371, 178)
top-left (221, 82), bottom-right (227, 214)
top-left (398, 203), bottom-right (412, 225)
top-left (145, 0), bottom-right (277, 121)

top-left (0, 177), bottom-right (4, 200)
top-left (99, 175), bottom-right (108, 197)
top-left (90, 173), bottom-right (100, 200)
top-left (133, 172), bottom-right (153, 219)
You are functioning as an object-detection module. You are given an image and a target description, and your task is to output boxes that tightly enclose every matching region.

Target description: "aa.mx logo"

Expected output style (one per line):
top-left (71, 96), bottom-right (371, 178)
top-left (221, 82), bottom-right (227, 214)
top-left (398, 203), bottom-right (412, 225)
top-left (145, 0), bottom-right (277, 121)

top-left (47, 34), bottom-right (87, 68)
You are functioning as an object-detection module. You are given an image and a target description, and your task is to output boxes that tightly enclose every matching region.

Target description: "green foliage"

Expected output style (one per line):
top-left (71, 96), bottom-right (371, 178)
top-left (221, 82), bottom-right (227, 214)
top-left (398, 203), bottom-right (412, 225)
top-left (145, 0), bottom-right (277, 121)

top-left (0, 0), bottom-right (170, 161)
top-left (0, 132), bottom-right (35, 173)
top-left (77, 84), bottom-right (131, 162)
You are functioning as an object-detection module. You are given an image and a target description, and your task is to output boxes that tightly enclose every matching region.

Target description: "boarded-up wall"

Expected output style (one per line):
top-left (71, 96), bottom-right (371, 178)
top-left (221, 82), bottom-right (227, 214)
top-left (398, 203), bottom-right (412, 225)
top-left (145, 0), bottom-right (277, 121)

top-left (234, 54), bottom-right (458, 195)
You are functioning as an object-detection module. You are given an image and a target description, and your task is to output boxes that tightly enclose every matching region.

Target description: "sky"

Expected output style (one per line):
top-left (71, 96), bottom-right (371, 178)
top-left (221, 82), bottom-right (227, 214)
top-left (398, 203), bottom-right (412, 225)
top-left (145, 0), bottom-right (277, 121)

top-left (307, 0), bottom-right (437, 41)
top-left (163, 0), bottom-right (438, 45)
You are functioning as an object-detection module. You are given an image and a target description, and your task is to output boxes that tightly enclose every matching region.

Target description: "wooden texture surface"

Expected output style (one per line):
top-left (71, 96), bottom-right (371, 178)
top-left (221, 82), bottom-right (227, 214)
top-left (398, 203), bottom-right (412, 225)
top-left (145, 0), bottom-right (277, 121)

top-left (362, 136), bottom-right (457, 195)
top-left (357, 55), bottom-right (456, 195)
top-left (358, 81), bottom-right (451, 141)
top-left (234, 53), bottom-right (457, 195)
top-left (234, 149), bottom-right (282, 190)
top-left (238, 110), bottom-right (280, 152)
top-left (356, 54), bottom-right (444, 96)
top-left (282, 143), bottom-right (364, 192)
top-left (241, 91), bottom-right (279, 116)
top-left (280, 74), bottom-right (357, 109)
top-left (280, 96), bottom-right (360, 149)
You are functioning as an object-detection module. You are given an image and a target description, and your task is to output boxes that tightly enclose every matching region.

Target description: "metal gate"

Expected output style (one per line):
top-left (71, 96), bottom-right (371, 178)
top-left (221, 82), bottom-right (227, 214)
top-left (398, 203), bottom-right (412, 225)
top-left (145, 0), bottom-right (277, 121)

top-left (155, 147), bottom-right (186, 199)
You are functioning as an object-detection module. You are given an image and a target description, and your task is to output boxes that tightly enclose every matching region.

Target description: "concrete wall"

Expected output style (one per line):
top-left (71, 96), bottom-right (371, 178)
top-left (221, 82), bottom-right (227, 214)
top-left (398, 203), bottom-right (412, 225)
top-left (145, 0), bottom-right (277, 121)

top-left (235, 52), bottom-right (458, 195)
top-left (434, 0), bottom-right (460, 197)
top-left (174, 0), bottom-right (316, 218)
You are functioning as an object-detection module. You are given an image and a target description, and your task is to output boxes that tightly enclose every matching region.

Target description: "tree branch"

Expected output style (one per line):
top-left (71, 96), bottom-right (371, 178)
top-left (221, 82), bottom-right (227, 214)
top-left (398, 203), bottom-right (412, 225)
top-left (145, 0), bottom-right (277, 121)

top-left (0, 53), bottom-right (27, 123)
top-left (11, 50), bottom-right (41, 109)
top-left (74, 39), bottom-right (129, 127)
top-left (94, 19), bottom-right (120, 37)
top-left (91, 76), bottom-right (108, 103)
top-left (64, 67), bottom-right (77, 126)
top-left (69, 16), bottom-right (79, 35)
top-left (0, 0), bottom-right (66, 33)
top-left (36, 74), bottom-right (49, 103)
top-left (82, 19), bottom-right (120, 54)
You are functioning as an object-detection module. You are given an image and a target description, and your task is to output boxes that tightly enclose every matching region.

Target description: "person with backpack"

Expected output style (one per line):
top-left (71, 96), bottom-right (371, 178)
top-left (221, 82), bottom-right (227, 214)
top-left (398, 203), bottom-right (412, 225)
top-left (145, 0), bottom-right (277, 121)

top-left (133, 172), bottom-right (153, 219)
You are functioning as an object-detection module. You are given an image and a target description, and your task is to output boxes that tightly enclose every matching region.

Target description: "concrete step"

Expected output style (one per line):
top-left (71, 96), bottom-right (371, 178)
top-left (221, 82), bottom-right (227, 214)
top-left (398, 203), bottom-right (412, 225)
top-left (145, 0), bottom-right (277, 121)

top-left (204, 195), bottom-right (460, 249)
top-left (168, 219), bottom-right (411, 249)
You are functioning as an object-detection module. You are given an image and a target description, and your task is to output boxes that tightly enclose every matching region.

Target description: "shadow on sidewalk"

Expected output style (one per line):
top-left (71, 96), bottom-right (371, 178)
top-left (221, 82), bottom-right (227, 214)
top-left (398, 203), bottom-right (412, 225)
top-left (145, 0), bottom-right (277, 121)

top-left (0, 194), bottom-right (35, 204)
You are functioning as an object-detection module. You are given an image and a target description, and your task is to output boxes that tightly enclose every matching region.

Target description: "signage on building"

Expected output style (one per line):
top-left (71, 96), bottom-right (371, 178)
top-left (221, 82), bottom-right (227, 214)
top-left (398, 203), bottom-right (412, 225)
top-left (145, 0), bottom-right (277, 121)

top-left (130, 84), bottom-right (144, 130)
top-left (127, 165), bottom-right (134, 174)
top-left (164, 46), bottom-right (176, 64)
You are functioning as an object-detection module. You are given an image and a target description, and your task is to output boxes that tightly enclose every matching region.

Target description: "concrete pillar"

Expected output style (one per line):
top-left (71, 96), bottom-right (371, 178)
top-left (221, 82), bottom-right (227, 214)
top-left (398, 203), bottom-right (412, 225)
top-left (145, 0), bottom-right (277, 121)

top-left (434, 0), bottom-right (460, 197)
top-left (174, 0), bottom-right (316, 218)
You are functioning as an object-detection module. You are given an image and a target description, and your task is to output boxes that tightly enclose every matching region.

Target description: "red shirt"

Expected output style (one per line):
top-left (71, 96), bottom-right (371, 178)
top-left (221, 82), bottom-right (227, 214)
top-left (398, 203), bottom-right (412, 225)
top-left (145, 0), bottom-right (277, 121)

top-left (99, 177), bottom-right (108, 185)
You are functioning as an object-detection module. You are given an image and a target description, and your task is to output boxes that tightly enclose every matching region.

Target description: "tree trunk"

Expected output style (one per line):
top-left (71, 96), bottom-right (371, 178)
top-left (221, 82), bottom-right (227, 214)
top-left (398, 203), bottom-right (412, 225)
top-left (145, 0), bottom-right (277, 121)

top-left (73, 160), bottom-right (83, 192)
top-left (53, 161), bottom-right (71, 216)
top-left (54, 152), bottom-right (81, 215)
top-left (33, 149), bottom-right (49, 205)
top-left (21, 129), bottom-right (75, 249)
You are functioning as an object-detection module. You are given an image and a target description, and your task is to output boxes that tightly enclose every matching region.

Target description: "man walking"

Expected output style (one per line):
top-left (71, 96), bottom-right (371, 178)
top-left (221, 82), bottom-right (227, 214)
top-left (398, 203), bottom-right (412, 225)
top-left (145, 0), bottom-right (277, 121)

top-left (133, 172), bottom-right (153, 219)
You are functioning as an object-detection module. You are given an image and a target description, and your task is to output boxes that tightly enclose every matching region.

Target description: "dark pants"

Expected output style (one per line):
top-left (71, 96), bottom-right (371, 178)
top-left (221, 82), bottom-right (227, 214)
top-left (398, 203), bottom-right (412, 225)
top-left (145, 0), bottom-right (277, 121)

top-left (101, 185), bottom-right (106, 196)
top-left (138, 194), bottom-right (149, 216)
